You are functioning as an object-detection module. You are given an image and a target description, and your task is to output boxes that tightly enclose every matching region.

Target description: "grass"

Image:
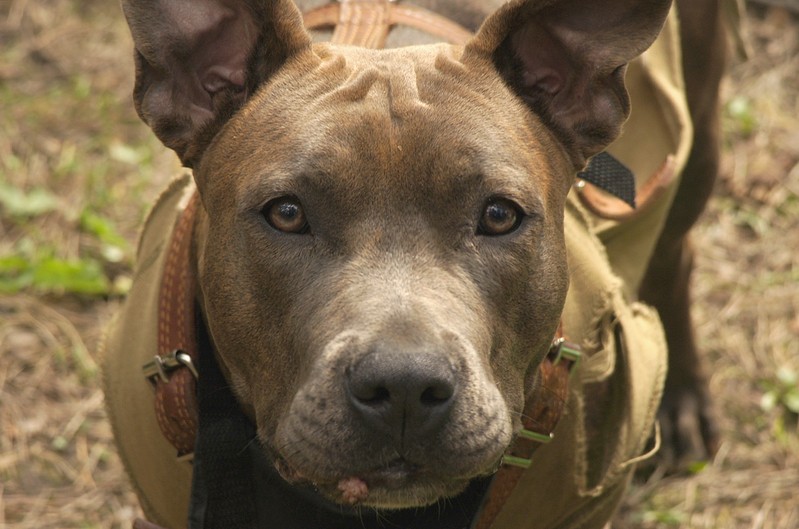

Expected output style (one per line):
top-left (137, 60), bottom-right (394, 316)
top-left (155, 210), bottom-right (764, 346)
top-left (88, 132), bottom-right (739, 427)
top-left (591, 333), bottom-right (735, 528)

top-left (1, 1), bottom-right (798, 527)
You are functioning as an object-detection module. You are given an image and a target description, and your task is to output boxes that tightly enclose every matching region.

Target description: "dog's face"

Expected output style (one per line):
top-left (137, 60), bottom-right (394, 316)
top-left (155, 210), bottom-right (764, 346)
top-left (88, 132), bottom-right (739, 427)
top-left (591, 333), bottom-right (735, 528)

top-left (196, 45), bottom-right (571, 506)
top-left (123, 0), bottom-right (670, 509)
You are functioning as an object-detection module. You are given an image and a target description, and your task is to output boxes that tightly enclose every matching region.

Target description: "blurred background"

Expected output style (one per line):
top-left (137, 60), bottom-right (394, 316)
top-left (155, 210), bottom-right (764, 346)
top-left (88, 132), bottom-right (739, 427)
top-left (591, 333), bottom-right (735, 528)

top-left (0, 0), bottom-right (797, 527)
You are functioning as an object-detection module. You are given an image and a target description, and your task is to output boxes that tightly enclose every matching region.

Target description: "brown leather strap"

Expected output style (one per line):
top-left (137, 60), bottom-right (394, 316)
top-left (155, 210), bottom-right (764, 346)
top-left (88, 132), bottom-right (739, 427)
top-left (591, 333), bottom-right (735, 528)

top-left (472, 331), bottom-right (581, 529)
top-left (303, 0), bottom-right (473, 48)
top-left (143, 191), bottom-right (200, 458)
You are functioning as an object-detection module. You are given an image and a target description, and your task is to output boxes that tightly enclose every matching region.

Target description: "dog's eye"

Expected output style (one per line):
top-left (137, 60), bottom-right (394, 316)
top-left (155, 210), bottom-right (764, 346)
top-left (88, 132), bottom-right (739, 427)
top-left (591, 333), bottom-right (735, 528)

top-left (263, 197), bottom-right (309, 234)
top-left (478, 198), bottom-right (522, 236)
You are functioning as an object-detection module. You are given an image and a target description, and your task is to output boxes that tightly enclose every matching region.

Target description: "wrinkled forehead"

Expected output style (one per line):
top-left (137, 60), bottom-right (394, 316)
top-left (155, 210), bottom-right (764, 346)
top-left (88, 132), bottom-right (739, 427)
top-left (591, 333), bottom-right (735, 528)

top-left (203, 42), bottom-right (562, 200)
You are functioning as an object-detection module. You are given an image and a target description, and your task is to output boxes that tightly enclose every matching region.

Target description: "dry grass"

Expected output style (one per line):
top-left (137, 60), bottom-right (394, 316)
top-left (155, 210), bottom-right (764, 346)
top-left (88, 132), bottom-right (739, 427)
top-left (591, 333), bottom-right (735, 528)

top-left (1, 1), bottom-right (797, 528)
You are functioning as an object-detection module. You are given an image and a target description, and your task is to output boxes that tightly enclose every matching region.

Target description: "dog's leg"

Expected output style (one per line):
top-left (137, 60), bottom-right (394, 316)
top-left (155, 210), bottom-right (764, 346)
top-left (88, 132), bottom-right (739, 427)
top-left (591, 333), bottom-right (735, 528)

top-left (638, 0), bottom-right (729, 467)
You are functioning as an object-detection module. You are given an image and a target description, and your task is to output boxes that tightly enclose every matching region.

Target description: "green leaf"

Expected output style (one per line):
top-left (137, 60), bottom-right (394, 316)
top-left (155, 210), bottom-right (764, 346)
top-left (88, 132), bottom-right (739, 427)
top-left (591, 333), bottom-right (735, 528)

top-left (51, 436), bottom-right (69, 452)
top-left (783, 390), bottom-right (799, 414)
top-left (761, 391), bottom-right (778, 412)
top-left (0, 254), bottom-right (29, 272)
top-left (109, 142), bottom-right (146, 165)
top-left (31, 256), bottom-right (109, 295)
top-left (643, 509), bottom-right (685, 525)
top-left (0, 182), bottom-right (58, 218)
top-left (687, 460), bottom-right (709, 474)
top-left (79, 209), bottom-right (128, 247)
top-left (101, 245), bottom-right (126, 263)
top-left (79, 209), bottom-right (131, 264)
top-left (725, 95), bottom-right (757, 136)
top-left (0, 254), bottom-right (33, 293)
top-left (777, 367), bottom-right (798, 387)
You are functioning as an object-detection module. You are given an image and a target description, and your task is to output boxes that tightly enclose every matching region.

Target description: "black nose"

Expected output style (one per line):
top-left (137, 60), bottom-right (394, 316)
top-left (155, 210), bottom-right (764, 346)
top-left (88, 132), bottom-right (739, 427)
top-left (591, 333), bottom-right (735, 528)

top-left (346, 347), bottom-right (457, 442)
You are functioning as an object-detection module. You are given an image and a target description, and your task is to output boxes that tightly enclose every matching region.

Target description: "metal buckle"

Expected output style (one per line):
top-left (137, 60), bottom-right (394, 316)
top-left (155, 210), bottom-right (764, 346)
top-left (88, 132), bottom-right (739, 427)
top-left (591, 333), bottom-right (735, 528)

top-left (502, 454), bottom-right (533, 469)
top-left (501, 430), bottom-right (554, 469)
top-left (548, 337), bottom-right (582, 373)
top-left (142, 350), bottom-right (198, 385)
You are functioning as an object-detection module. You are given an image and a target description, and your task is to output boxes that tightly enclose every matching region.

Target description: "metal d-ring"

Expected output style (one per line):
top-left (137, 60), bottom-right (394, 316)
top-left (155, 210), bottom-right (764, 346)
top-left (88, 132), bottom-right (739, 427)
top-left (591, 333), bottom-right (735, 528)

top-left (142, 349), bottom-right (198, 385)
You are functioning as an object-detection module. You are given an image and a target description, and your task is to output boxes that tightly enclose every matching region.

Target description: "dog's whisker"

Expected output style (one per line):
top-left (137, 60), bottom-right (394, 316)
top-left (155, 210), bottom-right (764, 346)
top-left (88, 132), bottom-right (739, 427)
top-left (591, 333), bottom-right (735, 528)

top-left (234, 434), bottom-right (261, 457)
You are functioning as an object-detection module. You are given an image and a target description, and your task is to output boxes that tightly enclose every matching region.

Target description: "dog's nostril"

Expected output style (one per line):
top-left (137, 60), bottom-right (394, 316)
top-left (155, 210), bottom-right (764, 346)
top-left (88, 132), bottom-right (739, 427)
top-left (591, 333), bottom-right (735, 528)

top-left (352, 382), bottom-right (453, 407)
top-left (420, 383), bottom-right (454, 406)
top-left (353, 385), bottom-right (391, 405)
top-left (352, 382), bottom-right (455, 407)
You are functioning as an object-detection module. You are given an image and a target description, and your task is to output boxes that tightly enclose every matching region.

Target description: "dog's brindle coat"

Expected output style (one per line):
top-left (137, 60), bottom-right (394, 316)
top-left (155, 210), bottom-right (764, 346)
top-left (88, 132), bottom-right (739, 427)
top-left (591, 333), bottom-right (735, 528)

top-left (113, 0), bottom-right (725, 524)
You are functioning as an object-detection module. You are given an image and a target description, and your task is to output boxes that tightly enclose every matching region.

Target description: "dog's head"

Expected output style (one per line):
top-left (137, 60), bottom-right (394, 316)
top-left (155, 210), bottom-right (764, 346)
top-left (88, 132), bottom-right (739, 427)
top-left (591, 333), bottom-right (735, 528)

top-left (123, 0), bottom-right (670, 508)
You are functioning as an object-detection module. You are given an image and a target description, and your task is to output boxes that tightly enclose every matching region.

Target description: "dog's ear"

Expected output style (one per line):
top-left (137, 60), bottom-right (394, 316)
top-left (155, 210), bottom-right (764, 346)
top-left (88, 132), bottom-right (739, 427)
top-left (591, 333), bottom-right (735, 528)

top-left (122, 0), bottom-right (311, 168)
top-left (465, 0), bottom-right (671, 170)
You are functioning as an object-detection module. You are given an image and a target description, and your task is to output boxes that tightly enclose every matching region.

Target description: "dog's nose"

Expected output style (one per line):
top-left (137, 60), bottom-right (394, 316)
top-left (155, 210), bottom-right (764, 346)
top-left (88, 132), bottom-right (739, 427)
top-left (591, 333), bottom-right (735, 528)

top-left (346, 348), bottom-right (457, 442)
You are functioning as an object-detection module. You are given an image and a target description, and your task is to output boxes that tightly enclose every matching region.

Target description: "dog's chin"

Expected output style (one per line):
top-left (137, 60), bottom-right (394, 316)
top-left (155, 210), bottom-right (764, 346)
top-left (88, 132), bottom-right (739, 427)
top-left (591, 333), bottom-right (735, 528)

top-left (275, 455), bottom-right (482, 509)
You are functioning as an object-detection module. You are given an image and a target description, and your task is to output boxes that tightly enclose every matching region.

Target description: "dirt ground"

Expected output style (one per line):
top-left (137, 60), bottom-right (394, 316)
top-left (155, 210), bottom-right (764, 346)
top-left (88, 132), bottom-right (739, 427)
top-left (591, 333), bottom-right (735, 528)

top-left (1, 1), bottom-right (797, 528)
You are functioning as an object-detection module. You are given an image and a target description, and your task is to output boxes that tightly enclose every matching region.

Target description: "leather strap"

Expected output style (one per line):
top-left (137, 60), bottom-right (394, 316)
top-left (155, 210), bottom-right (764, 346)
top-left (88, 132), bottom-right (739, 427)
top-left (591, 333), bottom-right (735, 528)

top-left (303, 0), bottom-right (473, 48)
top-left (473, 331), bottom-right (581, 529)
top-left (142, 191), bottom-right (200, 458)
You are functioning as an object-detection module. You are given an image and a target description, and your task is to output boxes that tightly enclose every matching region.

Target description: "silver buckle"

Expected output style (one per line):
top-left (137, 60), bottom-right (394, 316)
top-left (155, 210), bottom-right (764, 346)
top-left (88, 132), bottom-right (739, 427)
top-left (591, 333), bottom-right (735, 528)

top-left (548, 337), bottom-right (582, 372)
top-left (142, 350), bottom-right (198, 385)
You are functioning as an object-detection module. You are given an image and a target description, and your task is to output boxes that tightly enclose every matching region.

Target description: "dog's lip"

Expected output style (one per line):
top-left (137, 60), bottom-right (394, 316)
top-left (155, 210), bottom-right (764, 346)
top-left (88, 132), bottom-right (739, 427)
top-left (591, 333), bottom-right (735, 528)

top-left (278, 454), bottom-right (426, 490)
top-left (335, 458), bottom-right (424, 505)
top-left (277, 453), bottom-right (482, 507)
top-left (357, 457), bottom-right (424, 486)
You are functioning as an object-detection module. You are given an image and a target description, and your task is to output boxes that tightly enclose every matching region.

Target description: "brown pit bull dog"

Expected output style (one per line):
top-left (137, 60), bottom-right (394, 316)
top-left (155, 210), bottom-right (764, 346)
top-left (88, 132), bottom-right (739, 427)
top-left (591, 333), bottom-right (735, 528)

top-left (103, 0), bottom-right (726, 527)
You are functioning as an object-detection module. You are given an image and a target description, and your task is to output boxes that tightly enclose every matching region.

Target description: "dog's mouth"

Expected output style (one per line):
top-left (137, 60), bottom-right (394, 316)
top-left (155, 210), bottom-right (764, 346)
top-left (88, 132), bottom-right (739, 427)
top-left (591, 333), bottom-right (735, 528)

top-left (265, 328), bottom-right (515, 508)
top-left (274, 455), bottom-right (475, 507)
top-left (333, 458), bottom-right (423, 504)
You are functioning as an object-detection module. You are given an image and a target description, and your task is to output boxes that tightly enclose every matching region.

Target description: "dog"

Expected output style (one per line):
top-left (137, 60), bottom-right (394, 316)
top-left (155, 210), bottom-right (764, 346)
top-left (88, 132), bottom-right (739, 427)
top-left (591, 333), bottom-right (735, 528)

top-left (103, 0), bottom-right (727, 527)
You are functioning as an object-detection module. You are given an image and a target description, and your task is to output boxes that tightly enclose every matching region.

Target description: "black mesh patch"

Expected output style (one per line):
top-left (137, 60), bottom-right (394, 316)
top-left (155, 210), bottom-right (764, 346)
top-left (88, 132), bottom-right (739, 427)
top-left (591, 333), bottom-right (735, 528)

top-left (578, 152), bottom-right (637, 208)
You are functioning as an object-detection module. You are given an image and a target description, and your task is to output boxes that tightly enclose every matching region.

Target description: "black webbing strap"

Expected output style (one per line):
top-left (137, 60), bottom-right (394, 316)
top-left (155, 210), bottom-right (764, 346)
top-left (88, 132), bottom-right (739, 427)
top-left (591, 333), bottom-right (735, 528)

top-left (578, 151), bottom-right (637, 208)
top-left (188, 318), bottom-right (258, 529)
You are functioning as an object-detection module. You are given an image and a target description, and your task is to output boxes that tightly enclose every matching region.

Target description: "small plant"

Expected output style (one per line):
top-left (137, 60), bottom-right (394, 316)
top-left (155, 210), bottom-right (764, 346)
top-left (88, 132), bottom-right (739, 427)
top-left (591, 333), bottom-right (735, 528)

top-left (0, 183), bottom-right (133, 296)
top-left (724, 95), bottom-right (758, 138)
top-left (642, 509), bottom-right (686, 526)
top-left (0, 247), bottom-right (111, 296)
top-left (79, 208), bottom-right (131, 264)
top-left (760, 367), bottom-right (799, 436)
top-left (0, 181), bottom-right (58, 218)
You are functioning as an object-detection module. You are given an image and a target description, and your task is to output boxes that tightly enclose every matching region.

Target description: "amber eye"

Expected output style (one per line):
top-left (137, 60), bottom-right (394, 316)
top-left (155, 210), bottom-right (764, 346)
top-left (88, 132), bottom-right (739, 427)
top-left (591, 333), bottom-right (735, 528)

top-left (478, 198), bottom-right (522, 236)
top-left (263, 196), bottom-right (309, 234)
